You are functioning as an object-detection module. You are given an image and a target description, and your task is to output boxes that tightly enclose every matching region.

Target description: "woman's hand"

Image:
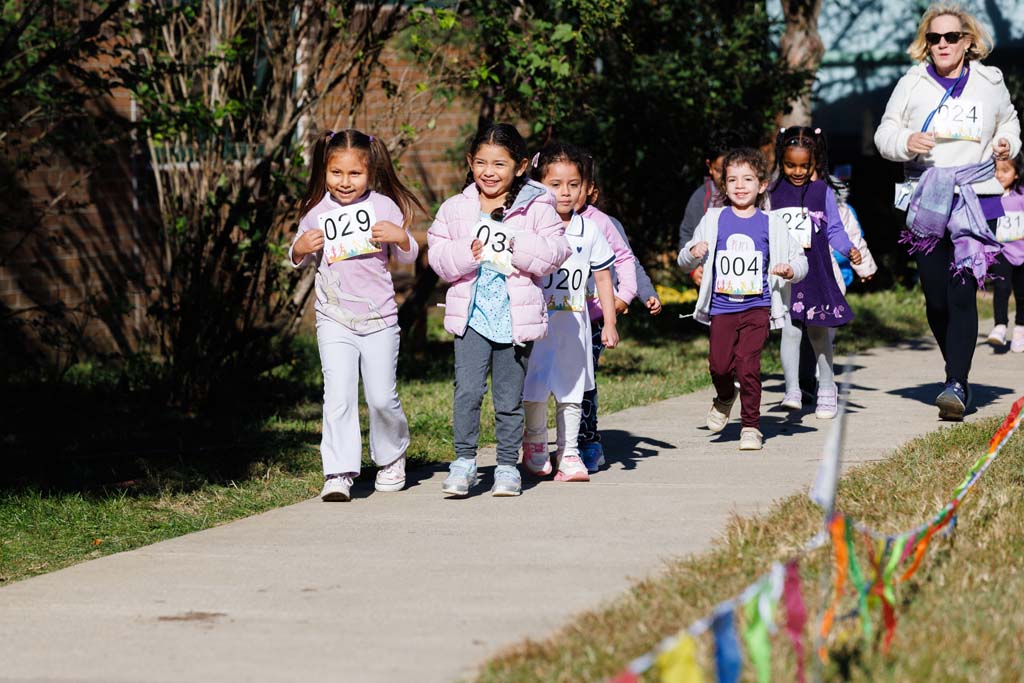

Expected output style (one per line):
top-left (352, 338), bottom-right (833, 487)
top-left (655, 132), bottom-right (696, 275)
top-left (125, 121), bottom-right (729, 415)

top-left (771, 263), bottom-right (795, 280)
top-left (645, 296), bottom-right (662, 316)
top-left (292, 229), bottom-right (324, 263)
top-left (993, 138), bottom-right (1011, 161)
top-left (689, 241), bottom-right (709, 260)
top-left (370, 221), bottom-right (410, 250)
top-left (470, 239), bottom-right (483, 260)
top-left (849, 247), bottom-right (862, 265)
top-left (907, 132), bottom-right (936, 155)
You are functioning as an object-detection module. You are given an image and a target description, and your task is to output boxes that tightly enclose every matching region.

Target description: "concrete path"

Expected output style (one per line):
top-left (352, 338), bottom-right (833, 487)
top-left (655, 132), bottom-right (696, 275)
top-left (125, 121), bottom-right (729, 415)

top-left (2, 330), bottom-right (1023, 682)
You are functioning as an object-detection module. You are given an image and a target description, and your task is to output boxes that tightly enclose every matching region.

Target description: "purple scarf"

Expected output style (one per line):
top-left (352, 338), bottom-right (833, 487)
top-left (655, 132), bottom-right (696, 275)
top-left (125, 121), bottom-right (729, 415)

top-left (902, 159), bottom-right (1000, 286)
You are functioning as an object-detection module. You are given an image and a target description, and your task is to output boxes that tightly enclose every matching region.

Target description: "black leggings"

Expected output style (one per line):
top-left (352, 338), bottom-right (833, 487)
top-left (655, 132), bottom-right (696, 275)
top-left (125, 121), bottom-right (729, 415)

top-left (990, 253), bottom-right (1024, 326)
top-left (915, 235), bottom-right (978, 384)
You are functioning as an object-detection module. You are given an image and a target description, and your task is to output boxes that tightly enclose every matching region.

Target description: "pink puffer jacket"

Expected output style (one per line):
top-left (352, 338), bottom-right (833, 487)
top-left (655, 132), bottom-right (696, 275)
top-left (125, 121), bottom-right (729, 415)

top-left (427, 180), bottom-right (571, 343)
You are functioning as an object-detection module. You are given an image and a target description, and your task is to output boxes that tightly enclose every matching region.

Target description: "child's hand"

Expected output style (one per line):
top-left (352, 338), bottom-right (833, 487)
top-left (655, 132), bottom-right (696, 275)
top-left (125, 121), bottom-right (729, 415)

top-left (689, 241), bottom-right (709, 260)
top-left (645, 296), bottom-right (662, 316)
top-left (471, 239), bottom-right (483, 260)
top-left (849, 246), bottom-right (862, 265)
top-left (860, 273), bottom-right (874, 284)
top-left (292, 229), bottom-right (325, 263)
top-left (771, 263), bottom-right (795, 280)
top-left (690, 265), bottom-right (703, 286)
top-left (614, 297), bottom-right (628, 315)
top-left (370, 221), bottom-right (409, 249)
top-left (601, 323), bottom-right (620, 349)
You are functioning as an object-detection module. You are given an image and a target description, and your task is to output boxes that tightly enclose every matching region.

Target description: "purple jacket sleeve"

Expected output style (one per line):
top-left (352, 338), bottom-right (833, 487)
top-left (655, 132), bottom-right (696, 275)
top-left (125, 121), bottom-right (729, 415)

top-left (510, 201), bottom-right (571, 277)
top-left (824, 188), bottom-right (854, 256)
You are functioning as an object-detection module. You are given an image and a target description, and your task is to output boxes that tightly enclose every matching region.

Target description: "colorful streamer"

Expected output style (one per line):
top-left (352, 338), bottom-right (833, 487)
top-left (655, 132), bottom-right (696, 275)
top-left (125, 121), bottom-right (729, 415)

top-left (656, 634), bottom-right (703, 683)
top-left (711, 608), bottom-right (741, 683)
top-left (782, 561), bottom-right (808, 683)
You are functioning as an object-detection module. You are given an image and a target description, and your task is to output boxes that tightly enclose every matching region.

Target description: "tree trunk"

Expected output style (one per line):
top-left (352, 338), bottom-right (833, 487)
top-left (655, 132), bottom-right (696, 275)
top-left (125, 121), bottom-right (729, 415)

top-left (779, 0), bottom-right (824, 127)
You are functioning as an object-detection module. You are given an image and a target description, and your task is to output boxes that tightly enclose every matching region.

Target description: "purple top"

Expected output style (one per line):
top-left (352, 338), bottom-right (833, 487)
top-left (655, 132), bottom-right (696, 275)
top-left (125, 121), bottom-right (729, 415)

top-left (290, 191), bottom-right (418, 334)
top-left (1003, 189), bottom-right (1024, 213)
top-left (770, 178), bottom-right (854, 255)
top-left (710, 208), bottom-right (771, 315)
top-left (926, 64), bottom-right (970, 98)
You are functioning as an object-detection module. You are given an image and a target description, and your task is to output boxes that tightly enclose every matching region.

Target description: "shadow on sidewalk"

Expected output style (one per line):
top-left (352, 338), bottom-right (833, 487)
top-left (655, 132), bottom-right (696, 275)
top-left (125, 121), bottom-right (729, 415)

top-left (599, 429), bottom-right (676, 471)
top-left (888, 382), bottom-right (1015, 414)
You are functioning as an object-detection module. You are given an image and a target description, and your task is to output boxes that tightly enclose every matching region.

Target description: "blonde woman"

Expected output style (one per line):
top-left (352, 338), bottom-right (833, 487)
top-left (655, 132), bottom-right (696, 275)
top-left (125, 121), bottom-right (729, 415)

top-left (874, 2), bottom-right (1021, 421)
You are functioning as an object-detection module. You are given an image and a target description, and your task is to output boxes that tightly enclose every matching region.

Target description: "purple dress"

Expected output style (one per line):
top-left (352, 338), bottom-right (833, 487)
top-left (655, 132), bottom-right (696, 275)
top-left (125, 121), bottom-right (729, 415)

top-left (770, 179), bottom-right (854, 327)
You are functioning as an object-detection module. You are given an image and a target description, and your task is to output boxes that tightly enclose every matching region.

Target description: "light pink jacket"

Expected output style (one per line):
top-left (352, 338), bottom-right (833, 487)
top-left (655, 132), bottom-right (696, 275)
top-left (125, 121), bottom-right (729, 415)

top-left (427, 181), bottom-right (571, 343)
top-left (579, 204), bottom-right (638, 320)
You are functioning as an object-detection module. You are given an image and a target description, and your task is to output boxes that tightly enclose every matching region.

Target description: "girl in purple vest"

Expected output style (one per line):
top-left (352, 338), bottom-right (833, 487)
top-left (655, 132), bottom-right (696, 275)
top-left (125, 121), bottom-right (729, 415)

top-left (770, 127), bottom-right (862, 419)
top-left (989, 151), bottom-right (1024, 351)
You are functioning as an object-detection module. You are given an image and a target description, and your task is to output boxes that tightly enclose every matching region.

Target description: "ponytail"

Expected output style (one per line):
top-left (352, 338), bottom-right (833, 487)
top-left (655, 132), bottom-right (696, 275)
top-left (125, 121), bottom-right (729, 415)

top-left (299, 130), bottom-right (335, 220)
top-left (300, 129), bottom-right (426, 228)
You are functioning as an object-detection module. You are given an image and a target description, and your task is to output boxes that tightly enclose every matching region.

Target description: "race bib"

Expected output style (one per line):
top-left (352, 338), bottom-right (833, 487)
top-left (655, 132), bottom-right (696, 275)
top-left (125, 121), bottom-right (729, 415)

top-left (319, 203), bottom-right (380, 264)
top-left (542, 266), bottom-right (587, 312)
top-left (714, 234), bottom-right (763, 297)
top-left (771, 208), bottom-right (812, 248)
top-left (932, 99), bottom-right (984, 142)
top-left (474, 218), bottom-right (515, 275)
top-left (894, 181), bottom-right (913, 211)
top-left (996, 211), bottom-right (1024, 243)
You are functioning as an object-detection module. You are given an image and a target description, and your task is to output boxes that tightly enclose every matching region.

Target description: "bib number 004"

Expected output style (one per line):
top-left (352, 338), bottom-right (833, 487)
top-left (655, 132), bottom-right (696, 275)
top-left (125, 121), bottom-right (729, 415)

top-left (714, 249), bottom-right (763, 297)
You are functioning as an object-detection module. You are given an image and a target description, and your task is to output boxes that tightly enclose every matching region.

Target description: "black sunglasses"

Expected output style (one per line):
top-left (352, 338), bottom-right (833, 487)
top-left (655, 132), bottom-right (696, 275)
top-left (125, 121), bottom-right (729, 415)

top-left (925, 31), bottom-right (965, 45)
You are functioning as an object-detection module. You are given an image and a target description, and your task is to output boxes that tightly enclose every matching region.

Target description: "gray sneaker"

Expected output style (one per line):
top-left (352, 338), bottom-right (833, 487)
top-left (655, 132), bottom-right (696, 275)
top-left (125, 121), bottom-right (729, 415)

top-left (490, 465), bottom-right (522, 497)
top-left (441, 457), bottom-right (478, 496)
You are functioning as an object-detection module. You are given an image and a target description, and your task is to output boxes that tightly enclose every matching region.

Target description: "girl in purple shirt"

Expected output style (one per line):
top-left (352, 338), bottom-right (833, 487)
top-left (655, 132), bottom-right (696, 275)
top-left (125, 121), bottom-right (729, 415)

top-left (290, 130), bottom-right (425, 502)
top-left (988, 151), bottom-right (1024, 351)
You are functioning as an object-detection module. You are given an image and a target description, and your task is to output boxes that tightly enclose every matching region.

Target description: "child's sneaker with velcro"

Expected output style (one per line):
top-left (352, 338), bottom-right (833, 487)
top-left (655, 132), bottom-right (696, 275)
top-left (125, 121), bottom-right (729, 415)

top-left (522, 442), bottom-right (552, 476)
top-left (491, 465), bottom-right (522, 496)
top-left (441, 457), bottom-right (478, 496)
top-left (554, 454), bottom-right (590, 482)
top-left (706, 394), bottom-right (735, 432)
top-left (579, 442), bottom-right (604, 473)
top-left (739, 428), bottom-right (763, 451)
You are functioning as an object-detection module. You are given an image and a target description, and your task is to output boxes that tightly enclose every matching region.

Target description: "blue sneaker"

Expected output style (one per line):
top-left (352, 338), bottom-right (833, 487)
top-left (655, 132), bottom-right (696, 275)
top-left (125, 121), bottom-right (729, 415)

top-left (490, 465), bottom-right (522, 497)
top-left (441, 457), bottom-right (478, 496)
top-left (936, 380), bottom-right (968, 421)
top-left (579, 442), bottom-right (604, 474)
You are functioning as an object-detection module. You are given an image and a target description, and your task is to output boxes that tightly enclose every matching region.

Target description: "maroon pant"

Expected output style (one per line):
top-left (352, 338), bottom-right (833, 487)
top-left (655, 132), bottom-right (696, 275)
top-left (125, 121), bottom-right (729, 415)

top-left (708, 307), bottom-right (770, 428)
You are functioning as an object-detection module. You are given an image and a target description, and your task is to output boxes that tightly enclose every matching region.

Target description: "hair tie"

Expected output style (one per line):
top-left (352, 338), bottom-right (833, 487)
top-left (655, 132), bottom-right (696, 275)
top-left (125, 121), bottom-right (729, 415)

top-left (369, 135), bottom-right (374, 142)
top-left (530, 152), bottom-right (540, 168)
top-left (780, 127), bottom-right (787, 133)
top-left (326, 131), bottom-right (334, 140)
top-left (814, 127), bottom-right (822, 135)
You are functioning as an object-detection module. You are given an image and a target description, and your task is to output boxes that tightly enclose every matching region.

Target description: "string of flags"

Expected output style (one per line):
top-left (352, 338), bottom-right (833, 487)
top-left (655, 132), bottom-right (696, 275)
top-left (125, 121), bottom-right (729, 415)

top-left (606, 364), bottom-right (1024, 683)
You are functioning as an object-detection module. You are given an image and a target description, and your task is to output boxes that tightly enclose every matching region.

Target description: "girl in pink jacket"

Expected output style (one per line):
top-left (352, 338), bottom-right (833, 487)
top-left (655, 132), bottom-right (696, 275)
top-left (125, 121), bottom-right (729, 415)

top-left (290, 129), bottom-right (425, 502)
top-left (428, 123), bottom-right (571, 498)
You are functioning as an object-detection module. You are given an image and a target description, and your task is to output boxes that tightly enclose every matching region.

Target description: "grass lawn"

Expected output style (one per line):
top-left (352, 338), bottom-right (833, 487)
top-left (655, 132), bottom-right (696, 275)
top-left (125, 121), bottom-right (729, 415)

top-left (0, 287), bottom-right (973, 586)
top-left (474, 412), bottom-right (1024, 683)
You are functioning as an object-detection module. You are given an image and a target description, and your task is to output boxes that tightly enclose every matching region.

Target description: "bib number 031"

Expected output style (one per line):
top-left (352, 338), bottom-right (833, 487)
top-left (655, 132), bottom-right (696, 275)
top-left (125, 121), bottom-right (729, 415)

top-left (318, 203), bottom-right (380, 264)
top-left (996, 211), bottom-right (1024, 243)
top-left (475, 218), bottom-right (514, 275)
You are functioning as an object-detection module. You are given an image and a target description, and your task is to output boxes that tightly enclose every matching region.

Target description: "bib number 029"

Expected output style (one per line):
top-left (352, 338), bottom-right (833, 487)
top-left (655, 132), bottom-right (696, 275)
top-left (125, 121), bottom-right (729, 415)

top-left (318, 203), bottom-right (380, 264)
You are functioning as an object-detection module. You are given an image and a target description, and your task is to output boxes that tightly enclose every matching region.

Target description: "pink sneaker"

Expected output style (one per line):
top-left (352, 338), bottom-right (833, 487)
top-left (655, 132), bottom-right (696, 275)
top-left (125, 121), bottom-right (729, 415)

top-left (1012, 326), bottom-right (1024, 353)
top-left (554, 454), bottom-right (590, 482)
top-left (522, 442), bottom-right (552, 476)
top-left (375, 456), bottom-right (406, 492)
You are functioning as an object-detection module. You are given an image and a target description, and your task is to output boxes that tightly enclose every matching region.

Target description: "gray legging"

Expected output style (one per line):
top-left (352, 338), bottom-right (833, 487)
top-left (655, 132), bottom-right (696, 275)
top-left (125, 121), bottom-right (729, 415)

top-left (781, 320), bottom-right (835, 396)
top-left (453, 326), bottom-right (532, 467)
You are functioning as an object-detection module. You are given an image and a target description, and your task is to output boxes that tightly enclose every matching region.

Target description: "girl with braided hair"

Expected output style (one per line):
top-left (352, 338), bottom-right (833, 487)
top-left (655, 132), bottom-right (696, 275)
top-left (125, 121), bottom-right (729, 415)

top-left (769, 126), bottom-right (862, 419)
top-left (427, 123), bottom-right (571, 497)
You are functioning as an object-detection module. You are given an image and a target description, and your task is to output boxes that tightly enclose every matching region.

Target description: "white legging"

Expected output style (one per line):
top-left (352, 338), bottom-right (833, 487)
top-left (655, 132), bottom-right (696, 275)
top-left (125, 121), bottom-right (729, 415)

top-left (523, 400), bottom-right (582, 459)
top-left (781, 319), bottom-right (836, 395)
top-left (316, 320), bottom-right (410, 476)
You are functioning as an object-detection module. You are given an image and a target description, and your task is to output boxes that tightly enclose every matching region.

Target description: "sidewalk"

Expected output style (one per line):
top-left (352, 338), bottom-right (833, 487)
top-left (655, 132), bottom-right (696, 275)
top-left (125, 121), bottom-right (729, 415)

top-left (1, 332), bottom-right (1022, 682)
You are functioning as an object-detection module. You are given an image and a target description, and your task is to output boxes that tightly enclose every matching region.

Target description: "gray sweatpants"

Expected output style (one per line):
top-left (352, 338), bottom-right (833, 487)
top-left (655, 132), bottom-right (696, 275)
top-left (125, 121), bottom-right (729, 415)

top-left (453, 326), bottom-right (532, 466)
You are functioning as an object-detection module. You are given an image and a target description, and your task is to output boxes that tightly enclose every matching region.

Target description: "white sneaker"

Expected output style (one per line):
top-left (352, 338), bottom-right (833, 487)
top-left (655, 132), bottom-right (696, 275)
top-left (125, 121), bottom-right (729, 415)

top-left (987, 324), bottom-right (1007, 347)
top-left (1012, 326), bottom-right (1024, 353)
top-left (375, 456), bottom-right (406, 492)
top-left (320, 475), bottom-right (352, 501)
top-left (554, 454), bottom-right (590, 482)
top-left (706, 395), bottom-right (735, 433)
top-left (739, 428), bottom-right (763, 451)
